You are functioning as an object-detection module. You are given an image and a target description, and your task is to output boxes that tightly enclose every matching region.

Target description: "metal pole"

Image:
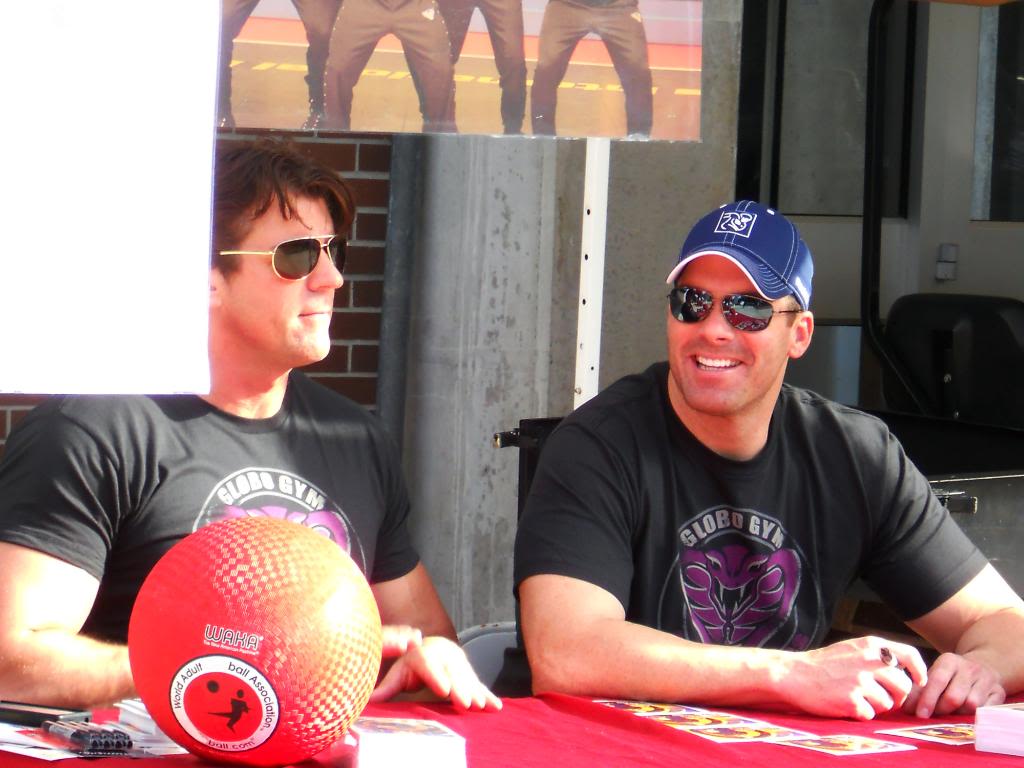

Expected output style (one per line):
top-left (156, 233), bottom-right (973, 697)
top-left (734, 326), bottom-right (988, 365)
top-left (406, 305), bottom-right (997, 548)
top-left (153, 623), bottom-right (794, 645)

top-left (861, 0), bottom-right (929, 414)
top-left (572, 137), bottom-right (611, 409)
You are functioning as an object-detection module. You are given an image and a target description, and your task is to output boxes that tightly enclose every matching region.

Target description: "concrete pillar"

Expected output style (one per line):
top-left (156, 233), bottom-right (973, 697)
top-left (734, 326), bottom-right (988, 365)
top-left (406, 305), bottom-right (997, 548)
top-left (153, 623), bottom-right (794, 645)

top-left (402, 135), bottom-right (560, 628)
top-left (403, 0), bottom-right (743, 629)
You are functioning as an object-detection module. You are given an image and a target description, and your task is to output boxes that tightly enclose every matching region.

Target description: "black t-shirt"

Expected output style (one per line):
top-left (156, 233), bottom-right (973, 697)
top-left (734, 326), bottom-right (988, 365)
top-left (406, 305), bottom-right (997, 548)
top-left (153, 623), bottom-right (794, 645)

top-left (0, 372), bottom-right (419, 642)
top-left (514, 362), bottom-right (987, 650)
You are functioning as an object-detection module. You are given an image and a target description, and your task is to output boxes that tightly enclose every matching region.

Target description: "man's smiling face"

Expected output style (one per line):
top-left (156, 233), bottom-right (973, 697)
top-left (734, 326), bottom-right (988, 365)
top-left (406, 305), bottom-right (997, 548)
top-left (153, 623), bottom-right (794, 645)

top-left (666, 255), bottom-right (813, 429)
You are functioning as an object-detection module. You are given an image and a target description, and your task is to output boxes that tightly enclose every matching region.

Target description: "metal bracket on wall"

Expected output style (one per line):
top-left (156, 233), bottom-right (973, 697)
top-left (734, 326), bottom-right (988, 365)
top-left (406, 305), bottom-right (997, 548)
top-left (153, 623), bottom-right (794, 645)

top-left (933, 487), bottom-right (978, 515)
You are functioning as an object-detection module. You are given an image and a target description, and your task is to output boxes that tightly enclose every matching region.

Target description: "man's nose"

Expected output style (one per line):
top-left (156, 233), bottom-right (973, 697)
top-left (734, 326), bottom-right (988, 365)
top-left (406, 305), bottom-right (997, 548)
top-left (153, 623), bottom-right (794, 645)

top-left (309, 243), bottom-right (344, 290)
top-left (698, 303), bottom-right (737, 340)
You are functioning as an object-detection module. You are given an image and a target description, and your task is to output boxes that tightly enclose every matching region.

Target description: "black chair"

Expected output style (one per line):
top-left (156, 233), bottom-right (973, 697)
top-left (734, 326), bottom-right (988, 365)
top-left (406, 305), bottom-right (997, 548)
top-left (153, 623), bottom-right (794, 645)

top-left (473, 419), bottom-right (566, 697)
top-left (883, 293), bottom-right (1024, 429)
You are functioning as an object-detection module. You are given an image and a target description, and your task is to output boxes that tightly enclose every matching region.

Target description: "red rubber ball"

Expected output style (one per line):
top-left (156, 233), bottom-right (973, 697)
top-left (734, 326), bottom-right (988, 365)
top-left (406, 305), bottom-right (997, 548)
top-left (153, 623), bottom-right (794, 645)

top-left (128, 516), bottom-right (382, 766)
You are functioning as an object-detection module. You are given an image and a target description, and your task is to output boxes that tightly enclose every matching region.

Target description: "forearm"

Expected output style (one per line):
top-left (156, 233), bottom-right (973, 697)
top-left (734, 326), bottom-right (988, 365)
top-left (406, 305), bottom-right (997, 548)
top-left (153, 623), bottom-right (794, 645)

top-left (528, 616), bottom-right (791, 708)
top-left (372, 563), bottom-right (457, 642)
top-left (417, 615), bottom-right (457, 642)
top-left (0, 629), bottom-right (135, 708)
top-left (521, 575), bottom-right (920, 719)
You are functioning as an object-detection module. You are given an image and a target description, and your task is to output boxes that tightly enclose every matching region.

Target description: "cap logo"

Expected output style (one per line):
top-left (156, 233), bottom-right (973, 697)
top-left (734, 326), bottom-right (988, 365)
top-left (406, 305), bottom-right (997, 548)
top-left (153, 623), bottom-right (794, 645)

top-left (715, 211), bottom-right (757, 238)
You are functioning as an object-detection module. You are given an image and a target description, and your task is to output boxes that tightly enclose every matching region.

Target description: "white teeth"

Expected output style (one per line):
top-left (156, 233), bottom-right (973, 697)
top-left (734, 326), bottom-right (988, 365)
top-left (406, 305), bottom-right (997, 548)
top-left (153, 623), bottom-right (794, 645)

top-left (696, 356), bottom-right (739, 369)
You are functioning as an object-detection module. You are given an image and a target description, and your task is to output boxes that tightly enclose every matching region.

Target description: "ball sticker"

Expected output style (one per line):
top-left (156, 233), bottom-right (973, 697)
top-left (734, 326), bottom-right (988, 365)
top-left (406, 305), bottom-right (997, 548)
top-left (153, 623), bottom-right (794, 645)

top-left (170, 655), bottom-right (279, 753)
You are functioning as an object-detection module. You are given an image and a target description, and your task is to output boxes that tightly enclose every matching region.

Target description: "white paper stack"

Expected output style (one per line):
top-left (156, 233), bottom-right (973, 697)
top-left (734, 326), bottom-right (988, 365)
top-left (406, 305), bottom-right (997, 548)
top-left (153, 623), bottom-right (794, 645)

top-left (351, 717), bottom-right (466, 768)
top-left (114, 698), bottom-right (161, 734)
top-left (975, 702), bottom-right (1024, 757)
top-left (113, 698), bottom-right (187, 756)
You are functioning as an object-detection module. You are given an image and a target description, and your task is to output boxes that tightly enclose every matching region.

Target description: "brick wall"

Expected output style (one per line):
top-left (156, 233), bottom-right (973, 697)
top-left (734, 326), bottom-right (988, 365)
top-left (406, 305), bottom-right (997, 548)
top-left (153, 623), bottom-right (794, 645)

top-left (287, 135), bottom-right (391, 409)
top-left (0, 134), bottom-right (392, 461)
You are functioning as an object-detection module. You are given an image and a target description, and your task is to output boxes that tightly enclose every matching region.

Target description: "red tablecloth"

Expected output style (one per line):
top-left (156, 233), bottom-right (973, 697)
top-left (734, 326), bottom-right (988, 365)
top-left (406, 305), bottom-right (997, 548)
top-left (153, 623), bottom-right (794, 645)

top-left (367, 694), bottom-right (1021, 768)
top-left (0, 695), bottom-right (1019, 767)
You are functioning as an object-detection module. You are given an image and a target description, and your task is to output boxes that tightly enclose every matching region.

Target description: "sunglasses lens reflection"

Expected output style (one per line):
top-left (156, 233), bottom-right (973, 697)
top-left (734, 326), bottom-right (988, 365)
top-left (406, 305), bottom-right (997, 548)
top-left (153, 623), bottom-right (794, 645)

top-left (683, 289), bottom-right (713, 322)
top-left (669, 288), bottom-right (712, 323)
top-left (274, 238), bottom-right (320, 279)
top-left (723, 295), bottom-right (774, 331)
top-left (668, 287), bottom-right (777, 331)
top-left (272, 237), bottom-right (346, 280)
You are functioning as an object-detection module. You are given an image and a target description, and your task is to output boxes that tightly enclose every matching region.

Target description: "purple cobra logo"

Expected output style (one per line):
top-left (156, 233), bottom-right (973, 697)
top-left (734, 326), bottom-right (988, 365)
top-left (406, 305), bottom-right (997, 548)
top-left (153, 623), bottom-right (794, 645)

top-left (677, 507), bottom-right (814, 649)
top-left (680, 545), bottom-right (799, 646)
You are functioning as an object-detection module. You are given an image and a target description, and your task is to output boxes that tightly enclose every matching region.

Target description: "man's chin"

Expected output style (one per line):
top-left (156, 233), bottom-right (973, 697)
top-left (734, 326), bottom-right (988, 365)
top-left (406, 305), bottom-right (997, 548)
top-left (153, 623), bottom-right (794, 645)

top-left (684, 399), bottom-right (743, 418)
top-left (290, 341), bottom-right (332, 370)
top-left (308, 348), bottom-right (332, 367)
top-left (673, 385), bottom-right (747, 419)
top-left (670, 373), bottom-right (739, 414)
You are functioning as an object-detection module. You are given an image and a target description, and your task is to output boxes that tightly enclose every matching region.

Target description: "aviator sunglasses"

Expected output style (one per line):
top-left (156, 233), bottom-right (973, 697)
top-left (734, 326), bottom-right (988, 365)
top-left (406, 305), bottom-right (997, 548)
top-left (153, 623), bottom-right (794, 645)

top-left (667, 285), bottom-right (802, 332)
top-left (219, 235), bottom-right (346, 280)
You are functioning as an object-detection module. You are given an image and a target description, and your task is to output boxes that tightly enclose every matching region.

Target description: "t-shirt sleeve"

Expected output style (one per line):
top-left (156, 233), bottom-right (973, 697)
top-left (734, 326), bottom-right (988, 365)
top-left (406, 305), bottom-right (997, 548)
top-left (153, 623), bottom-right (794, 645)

top-left (860, 429), bottom-right (988, 620)
top-left (0, 405), bottom-right (120, 580)
top-left (513, 420), bottom-right (638, 610)
top-left (366, 427), bottom-right (420, 584)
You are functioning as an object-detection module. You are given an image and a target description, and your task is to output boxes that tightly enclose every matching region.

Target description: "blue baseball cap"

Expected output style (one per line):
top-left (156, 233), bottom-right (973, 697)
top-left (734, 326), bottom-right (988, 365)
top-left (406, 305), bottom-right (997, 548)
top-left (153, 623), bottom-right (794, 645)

top-left (665, 200), bottom-right (814, 310)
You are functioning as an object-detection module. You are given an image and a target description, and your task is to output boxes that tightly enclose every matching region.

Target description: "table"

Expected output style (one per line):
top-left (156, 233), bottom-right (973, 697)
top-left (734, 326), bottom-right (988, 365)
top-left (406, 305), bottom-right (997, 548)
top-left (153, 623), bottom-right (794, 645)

top-left (1, 694), bottom-right (1019, 767)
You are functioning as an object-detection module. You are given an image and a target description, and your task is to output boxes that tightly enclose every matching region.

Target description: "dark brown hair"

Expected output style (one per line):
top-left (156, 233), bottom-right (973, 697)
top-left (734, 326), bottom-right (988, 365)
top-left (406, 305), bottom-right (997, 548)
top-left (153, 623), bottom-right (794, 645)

top-left (212, 138), bottom-right (356, 273)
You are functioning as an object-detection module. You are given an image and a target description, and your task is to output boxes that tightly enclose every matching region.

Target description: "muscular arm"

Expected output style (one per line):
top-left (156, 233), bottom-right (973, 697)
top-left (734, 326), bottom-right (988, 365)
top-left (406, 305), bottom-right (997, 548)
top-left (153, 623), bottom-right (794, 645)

top-left (371, 562), bottom-right (457, 641)
top-left (520, 573), bottom-right (928, 720)
top-left (904, 564), bottom-right (1024, 717)
top-left (0, 542), bottom-right (134, 708)
top-left (370, 562), bottom-right (500, 710)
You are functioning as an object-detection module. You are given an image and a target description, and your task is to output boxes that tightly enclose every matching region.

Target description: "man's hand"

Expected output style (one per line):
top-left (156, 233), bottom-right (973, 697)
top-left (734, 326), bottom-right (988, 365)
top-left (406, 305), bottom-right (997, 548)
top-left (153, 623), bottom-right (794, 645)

top-left (369, 568), bottom-right (499, 710)
top-left (784, 636), bottom-right (929, 720)
top-left (381, 624), bottom-right (424, 655)
top-left (371, 634), bottom-right (502, 711)
top-left (903, 652), bottom-right (1005, 718)
top-left (903, 566), bottom-right (1024, 717)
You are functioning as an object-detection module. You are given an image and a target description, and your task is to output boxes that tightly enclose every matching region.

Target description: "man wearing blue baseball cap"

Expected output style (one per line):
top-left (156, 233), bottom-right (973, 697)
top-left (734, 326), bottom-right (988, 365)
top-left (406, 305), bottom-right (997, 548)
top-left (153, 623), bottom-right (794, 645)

top-left (514, 201), bottom-right (1024, 720)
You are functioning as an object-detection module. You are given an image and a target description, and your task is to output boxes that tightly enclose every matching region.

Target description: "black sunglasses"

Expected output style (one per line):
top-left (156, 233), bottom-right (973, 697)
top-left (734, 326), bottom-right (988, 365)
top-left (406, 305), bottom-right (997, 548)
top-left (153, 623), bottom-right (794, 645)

top-left (667, 286), bottom-right (802, 332)
top-left (219, 235), bottom-right (346, 280)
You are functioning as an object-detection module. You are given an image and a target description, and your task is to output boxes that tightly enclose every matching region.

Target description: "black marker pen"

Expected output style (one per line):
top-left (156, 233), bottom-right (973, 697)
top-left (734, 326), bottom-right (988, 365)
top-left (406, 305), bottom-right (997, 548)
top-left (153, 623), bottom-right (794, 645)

top-left (42, 719), bottom-right (133, 752)
top-left (42, 719), bottom-right (94, 747)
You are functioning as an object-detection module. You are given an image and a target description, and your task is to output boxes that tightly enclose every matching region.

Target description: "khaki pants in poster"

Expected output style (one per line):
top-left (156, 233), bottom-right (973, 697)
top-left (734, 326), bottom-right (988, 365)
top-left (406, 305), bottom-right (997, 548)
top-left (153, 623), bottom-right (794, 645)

top-left (324, 0), bottom-right (456, 132)
top-left (531, 0), bottom-right (652, 137)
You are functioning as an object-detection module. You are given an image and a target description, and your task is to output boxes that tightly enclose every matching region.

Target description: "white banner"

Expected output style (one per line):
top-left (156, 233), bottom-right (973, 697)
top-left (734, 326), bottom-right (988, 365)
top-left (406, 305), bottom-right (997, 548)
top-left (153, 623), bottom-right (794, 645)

top-left (0, 2), bottom-right (218, 394)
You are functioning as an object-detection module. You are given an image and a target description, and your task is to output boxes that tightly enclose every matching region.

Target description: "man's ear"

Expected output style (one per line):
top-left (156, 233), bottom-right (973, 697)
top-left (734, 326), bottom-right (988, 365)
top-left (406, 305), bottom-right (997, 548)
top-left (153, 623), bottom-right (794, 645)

top-left (788, 311), bottom-right (814, 360)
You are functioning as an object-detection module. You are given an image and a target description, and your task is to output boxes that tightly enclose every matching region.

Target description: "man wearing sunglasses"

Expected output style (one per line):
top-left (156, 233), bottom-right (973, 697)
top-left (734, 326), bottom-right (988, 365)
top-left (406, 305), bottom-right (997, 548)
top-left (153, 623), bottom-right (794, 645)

top-left (515, 200), bottom-right (1024, 720)
top-left (0, 139), bottom-right (499, 713)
